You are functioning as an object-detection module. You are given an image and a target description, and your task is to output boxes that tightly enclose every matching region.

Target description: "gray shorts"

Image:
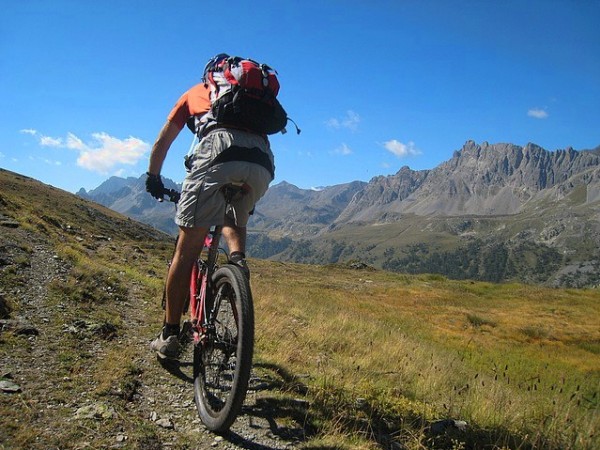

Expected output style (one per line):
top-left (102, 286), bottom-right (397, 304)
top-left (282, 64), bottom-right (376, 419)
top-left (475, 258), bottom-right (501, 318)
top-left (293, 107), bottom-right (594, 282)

top-left (175, 129), bottom-right (274, 229)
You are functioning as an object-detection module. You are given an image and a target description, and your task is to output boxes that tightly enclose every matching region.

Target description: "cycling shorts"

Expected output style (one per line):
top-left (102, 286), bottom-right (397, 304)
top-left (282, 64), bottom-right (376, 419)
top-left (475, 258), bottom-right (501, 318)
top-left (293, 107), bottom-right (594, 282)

top-left (175, 129), bottom-right (274, 229)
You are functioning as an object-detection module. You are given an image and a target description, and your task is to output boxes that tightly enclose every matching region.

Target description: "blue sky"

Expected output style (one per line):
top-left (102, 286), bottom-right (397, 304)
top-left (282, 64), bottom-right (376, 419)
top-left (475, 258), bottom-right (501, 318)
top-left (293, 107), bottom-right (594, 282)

top-left (1, 0), bottom-right (599, 193)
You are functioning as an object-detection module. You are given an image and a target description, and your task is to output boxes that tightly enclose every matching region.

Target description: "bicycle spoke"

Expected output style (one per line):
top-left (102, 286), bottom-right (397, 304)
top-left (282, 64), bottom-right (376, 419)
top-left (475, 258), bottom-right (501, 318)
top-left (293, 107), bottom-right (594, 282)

top-left (201, 289), bottom-right (239, 412)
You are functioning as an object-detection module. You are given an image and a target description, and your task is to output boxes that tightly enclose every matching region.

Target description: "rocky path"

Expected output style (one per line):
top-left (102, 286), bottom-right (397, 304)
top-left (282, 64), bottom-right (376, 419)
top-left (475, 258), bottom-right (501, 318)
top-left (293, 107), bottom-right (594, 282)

top-left (1, 224), bottom-right (310, 449)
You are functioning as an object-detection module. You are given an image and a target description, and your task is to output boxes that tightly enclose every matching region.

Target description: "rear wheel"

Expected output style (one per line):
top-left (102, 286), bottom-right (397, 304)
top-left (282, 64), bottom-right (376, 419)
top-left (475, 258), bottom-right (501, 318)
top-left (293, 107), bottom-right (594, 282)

top-left (193, 265), bottom-right (254, 432)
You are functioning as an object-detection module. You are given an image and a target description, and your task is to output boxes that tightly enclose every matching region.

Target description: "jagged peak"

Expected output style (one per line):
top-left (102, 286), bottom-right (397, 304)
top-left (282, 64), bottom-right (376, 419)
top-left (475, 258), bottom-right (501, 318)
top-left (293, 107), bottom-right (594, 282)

top-left (462, 140), bottom-right (481, 152)
top-left (395, 165), bottom-right (417, 175)
top-left (274, 180), bottom-right (295, 187)
top-left (452, 141), bottom-right (559, 162)
top-left (524, 142), bottom-right (545, 153)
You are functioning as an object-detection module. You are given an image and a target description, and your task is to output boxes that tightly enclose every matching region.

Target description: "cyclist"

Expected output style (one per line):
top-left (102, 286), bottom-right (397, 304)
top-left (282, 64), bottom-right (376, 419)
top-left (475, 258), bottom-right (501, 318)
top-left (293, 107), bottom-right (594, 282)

top-left (146, 53), bottom-right (275, 359)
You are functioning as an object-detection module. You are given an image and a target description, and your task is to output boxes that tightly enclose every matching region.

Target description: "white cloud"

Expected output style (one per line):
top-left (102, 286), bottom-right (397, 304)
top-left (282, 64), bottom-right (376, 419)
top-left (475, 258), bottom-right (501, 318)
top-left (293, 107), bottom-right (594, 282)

top-left (65, 133), bottom-right (86, 151)
top-left (23, 129), bottom-right (64, 147)
top-left (527, 108), bottom-right (548, 119)
top-left (326, 110), bottom-right (360, 131)
top-left (383, 140), bottom-right (421, 157)
top-left (23, 130), bottom-right (150, 174)
top-left (332, 143), bottom-right (353, 156)
top-left (74, 132), bottom-right (150, 174)
top-left (40, 136), bottom-right (63, 147)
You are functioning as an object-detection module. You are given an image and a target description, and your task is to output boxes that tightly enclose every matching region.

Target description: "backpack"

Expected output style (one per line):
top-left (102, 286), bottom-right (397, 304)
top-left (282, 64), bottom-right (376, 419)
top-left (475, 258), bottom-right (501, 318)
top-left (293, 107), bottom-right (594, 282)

top-left (201, 55), bottom-right (300, 136)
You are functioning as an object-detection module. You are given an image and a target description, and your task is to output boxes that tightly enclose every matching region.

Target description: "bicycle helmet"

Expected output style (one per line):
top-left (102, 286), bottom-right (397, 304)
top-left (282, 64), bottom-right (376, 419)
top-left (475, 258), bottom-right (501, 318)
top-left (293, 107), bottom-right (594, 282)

top-left (202, 53), bottom-right (230, 83)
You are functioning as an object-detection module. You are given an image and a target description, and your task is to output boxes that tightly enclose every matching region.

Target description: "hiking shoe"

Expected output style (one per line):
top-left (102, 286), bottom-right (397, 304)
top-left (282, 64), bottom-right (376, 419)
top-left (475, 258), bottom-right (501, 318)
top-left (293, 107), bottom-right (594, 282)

top-left (150, 332), bottom-right (180, 359)
top-left (231, 258), bottom-right (250, 280)
top-left (229, 251), bottom-right (250, 279)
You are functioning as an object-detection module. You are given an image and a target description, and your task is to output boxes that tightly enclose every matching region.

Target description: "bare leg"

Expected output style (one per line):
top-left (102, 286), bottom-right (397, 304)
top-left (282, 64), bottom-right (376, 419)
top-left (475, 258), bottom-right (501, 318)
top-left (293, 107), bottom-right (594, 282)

top-left (222, 217), bottom-right (250, 278)
top-left (164, 225), bottom-right (208, 325)
top-left (222, 215), bottom-right (246, 255)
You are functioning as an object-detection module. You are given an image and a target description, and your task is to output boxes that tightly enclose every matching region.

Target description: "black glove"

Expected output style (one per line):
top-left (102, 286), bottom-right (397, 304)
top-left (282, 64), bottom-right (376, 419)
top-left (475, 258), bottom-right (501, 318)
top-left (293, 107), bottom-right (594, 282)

top-left (145, 172), bottom-right (165, 200)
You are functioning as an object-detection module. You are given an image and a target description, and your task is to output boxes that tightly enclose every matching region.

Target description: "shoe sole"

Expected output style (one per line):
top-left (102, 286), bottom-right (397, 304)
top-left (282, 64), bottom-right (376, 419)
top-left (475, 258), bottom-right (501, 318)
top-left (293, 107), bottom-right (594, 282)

top-left (151, 343), bottom-right (179, 360)
top-left (155, 351), bottom-right (177, 360)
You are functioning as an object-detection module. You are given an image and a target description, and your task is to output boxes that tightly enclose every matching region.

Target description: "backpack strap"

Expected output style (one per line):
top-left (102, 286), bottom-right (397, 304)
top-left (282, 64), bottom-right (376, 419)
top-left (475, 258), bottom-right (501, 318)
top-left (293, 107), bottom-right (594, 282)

top-left (209, 145), bottom-right (274, 179)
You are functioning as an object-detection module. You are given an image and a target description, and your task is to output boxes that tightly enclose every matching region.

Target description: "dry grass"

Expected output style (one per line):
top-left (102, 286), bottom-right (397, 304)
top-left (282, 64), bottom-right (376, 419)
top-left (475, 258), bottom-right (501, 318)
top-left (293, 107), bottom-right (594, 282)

top-left (250, 260), bottom-right (600, 449)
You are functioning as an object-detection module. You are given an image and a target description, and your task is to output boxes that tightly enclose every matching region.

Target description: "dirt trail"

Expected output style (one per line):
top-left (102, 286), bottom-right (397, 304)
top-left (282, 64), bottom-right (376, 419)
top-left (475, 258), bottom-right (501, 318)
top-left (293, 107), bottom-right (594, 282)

top-left (1, 224), bottom-right (309, 449)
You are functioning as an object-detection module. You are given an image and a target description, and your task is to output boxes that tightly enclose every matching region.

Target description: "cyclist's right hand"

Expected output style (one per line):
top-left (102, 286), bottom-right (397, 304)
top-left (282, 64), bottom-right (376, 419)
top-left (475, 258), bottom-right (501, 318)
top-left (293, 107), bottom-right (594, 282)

top-left (146, 172), bottom-right (165, 200)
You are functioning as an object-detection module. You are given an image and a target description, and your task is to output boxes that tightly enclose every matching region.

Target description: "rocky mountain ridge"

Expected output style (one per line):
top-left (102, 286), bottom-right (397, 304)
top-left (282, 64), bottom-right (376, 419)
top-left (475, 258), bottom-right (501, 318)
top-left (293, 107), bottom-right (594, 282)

top-left (79, 140), bottom-right (600, 233)
top-left (78, 141), bottom-right (600, 286)
top-left (78, 176), bottom-right (181, 235)
top-left (338, 141), bottom-right (600, 222)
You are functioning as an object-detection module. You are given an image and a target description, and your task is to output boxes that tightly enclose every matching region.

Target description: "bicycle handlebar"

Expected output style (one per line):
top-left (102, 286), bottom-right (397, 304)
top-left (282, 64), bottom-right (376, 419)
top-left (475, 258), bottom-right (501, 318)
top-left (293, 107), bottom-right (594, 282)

top-left (160, 188), bottom-right (181, 203)
top-left (157, 183), bottom-right (245, 205)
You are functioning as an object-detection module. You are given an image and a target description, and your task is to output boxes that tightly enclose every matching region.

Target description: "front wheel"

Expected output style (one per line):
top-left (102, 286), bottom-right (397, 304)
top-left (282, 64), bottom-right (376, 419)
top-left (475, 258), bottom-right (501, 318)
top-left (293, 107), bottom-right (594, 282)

top-left (193, 264), bottom-right (254, 432)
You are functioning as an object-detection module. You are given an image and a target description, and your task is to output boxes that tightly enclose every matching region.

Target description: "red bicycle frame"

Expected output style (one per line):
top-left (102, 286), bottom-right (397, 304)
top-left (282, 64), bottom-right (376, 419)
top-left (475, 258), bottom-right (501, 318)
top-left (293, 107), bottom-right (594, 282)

top-left (188, 226), bottom-right (222, 345)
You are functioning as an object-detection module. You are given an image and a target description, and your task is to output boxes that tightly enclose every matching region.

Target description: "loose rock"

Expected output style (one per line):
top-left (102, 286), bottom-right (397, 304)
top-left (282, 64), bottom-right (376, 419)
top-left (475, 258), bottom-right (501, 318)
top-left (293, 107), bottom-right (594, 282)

top-left (0, 380), bottom-right (21, 393)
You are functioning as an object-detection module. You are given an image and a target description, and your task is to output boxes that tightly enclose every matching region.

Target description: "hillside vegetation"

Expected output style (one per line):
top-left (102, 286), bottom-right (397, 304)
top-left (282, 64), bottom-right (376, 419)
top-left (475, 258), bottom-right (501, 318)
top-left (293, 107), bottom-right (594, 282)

top-left (1, 168), bottom-right (599, 449)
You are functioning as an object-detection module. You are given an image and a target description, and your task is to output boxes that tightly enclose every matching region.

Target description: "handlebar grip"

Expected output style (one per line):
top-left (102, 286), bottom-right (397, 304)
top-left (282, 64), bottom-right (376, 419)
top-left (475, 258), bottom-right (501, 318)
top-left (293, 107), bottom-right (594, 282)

top-left (161, 188), bottom-right (181, 203)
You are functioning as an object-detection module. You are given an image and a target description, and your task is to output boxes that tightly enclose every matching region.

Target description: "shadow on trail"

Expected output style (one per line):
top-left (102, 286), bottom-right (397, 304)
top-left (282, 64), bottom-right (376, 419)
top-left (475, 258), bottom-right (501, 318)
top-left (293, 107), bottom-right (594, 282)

top-left (233, 362), bottom-right (533, 450)
top-left (157, 354), bottom-right (321, 449)
top-left (223, 361), bottom-right (323, 450)
top-left (157, 333), bottom-right (196, 383)
top-left (157, 356), bottom-right (194, 384)
top-left (158, 356), bottom-right (530, 449)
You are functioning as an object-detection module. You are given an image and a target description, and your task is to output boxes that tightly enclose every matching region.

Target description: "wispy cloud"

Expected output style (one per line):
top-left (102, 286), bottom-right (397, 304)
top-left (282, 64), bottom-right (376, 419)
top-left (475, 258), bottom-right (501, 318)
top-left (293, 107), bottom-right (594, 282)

top-left (22, 129), bottom-right (150, 174)
top-left (326, 110), bottom-right (360, 131)
top-left (527, 108), bottom-right (549, 119)
top-left (332, 143), bottom-right (353, 156)
top-left (297, 149), bottom-right (313, 158)
top-left (40, 136), bottom-right (63, 147)
top-left (21, 129), bottom-right (64, 147)
top-left (42, 158), bottom-right (62, 166)
top-left (383, 140), bottom-right (421, 157)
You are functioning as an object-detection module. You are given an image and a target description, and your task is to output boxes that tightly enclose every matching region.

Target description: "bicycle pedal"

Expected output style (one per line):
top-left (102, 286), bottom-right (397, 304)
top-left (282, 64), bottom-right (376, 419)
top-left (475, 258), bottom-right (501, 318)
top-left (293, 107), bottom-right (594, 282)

top-left (193, 331), bottom-right (207, 345)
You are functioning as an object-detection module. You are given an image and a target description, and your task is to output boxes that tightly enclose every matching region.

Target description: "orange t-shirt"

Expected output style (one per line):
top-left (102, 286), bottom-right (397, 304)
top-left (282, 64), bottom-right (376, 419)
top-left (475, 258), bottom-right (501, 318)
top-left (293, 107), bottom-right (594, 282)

top-left (167, 83), bottom-right (212, 130)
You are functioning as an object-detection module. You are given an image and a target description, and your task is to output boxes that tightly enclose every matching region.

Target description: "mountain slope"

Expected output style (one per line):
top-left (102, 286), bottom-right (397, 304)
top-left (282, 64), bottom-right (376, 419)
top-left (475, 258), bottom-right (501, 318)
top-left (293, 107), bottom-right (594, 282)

top-left (272, 142), bottom-right (600, 286)
top-left (0, 168), bottom-right (311, 449)
top-left (76, 141), bottom-right (600, 286)
top-left (78, 175), bottom-right (181, 235)
top-left (248, 180), bottom-right (367, 236)
top-left (338, 141), bottom-right (600, 221)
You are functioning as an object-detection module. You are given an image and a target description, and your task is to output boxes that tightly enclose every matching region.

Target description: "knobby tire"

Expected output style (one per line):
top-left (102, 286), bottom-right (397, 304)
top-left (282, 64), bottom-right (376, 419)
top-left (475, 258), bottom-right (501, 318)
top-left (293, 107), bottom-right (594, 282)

top-left (193, 264), bottom-right (254, 432)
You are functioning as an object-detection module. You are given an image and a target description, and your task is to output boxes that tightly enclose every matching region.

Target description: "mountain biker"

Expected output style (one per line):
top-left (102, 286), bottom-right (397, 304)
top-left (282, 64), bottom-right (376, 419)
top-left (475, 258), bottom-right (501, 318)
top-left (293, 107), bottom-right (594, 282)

top-left (146, 53), bottom-right (275, 359)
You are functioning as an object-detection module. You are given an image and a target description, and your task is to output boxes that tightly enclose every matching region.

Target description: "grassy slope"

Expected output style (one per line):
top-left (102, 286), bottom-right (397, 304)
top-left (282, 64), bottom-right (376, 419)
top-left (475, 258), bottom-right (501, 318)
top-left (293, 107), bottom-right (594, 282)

top-left (251, 261), bottom-right (599, 449)
top-left (254, 262), bottom-right (600, 448)
top-left (1, 169), bottom-right (599, 449)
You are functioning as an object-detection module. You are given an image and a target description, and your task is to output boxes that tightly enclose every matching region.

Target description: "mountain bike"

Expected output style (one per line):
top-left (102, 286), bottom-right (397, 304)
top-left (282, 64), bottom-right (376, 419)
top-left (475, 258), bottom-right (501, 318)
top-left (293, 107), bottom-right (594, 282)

top-left (160, 186), bottom-right (254, 433)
